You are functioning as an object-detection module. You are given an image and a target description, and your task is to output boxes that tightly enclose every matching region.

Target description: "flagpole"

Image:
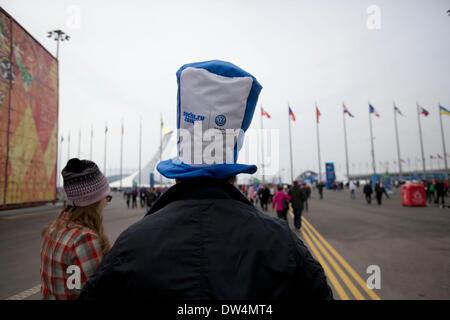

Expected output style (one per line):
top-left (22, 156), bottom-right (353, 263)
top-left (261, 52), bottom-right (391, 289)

top-left (288, 105), bottom-right (293, 183)
top-left (160, 113), bottom-right (163, 186)
top-left (342, 103), bottom-right (350, 180)
top-left (439, 103), bottom-right (448, 179)
top-left (368, 103), bottom-right (376, 175)
top-left (316, 103), bottom-right (322, 183)
top-left (78, 128), bottom-right (81, 158)
top-left (416, 103), bottom-right (426, 179)
top-left (139, 116), bottom-right (142, 186)
top-left (89, 124), bottom-right (93, 161)
top-left (120, 120), bottom-right (123, 190)
top-left (260, 106), bottom-right (265, 184)
top-left (67, 130), bottom-right (71, 161)
top-left (393, 102), bottom-right (402, 180)
top-left (58, 135), bottom-right (63, 188)
top-left (104, 122), bottom-right (107, 175)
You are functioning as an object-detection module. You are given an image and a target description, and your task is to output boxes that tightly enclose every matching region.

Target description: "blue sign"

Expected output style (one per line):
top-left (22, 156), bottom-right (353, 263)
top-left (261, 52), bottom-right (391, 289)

top-left (150, 172), bottom-right (155, 188)
top-left (325, 162), bottom-right (336, 190)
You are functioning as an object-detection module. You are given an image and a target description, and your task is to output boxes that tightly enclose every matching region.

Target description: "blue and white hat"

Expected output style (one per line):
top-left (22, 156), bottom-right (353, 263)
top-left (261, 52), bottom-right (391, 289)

top-left (157, 60), bottom-right (262, 179)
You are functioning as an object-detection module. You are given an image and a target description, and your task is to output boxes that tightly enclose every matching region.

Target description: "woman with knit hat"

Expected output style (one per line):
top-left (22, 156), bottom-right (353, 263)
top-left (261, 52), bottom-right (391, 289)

top-left (40, 158), bottom-right (112, 299)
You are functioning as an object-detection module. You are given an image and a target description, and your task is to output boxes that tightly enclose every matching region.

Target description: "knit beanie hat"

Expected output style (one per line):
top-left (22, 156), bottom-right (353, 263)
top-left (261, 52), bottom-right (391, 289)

top-left (62, 158), bottom-right (110, 207)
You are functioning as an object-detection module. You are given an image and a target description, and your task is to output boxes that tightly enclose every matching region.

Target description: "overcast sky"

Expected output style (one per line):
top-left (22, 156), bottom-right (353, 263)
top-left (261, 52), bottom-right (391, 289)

top-left (3, 0), bottom-right (450, 183)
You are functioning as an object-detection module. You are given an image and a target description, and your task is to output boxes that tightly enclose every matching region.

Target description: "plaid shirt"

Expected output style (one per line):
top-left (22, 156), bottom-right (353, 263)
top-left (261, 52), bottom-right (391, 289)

top-left (40, 213), bottom-right (104, 300)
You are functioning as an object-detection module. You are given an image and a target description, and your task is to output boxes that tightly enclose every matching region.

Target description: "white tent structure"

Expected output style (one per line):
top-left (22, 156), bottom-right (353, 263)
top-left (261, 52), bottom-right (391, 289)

top-left (110, 130), bottom-right (174, 188)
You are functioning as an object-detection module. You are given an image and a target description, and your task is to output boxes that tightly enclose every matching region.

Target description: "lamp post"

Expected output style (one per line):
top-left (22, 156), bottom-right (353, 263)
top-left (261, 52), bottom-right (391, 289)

top-left (47, 30), bottom-right (69, 191)
top-left (47, 30), bottom-right (70, 60)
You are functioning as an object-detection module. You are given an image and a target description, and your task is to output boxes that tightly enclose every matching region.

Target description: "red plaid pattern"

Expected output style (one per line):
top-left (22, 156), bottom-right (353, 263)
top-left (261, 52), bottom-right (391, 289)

top-left (40, 213), bottom-right (104, 300)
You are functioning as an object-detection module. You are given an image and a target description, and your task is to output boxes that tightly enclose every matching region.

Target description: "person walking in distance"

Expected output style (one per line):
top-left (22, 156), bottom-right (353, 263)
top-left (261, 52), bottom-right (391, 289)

top-left (317, 181), bottom-right (324, 200)
top-left (131, 187), bottom-right (138, 208)
top-left (374, 181), bottom-right (389, 205)
top-left (272, 185), bottom-right (291, 220)
top-left (349, 180), bottom-right (357, 200)
top-left (125, 189), bottom-right (131, 208)
top-left (435, 179), bottom-right (446, 208)
top-left (363, 181), bottom-right (373, 204)
top-left (78, 60), bottom-right (332, 300)
top-left (41, 158), bottom-right (111, 299)
top-left (140, 187), bottom-right (146, 208)
top-left (258, 184), bottom-right (270, 212)
top-left (288, 181), bottom-right (307, 230)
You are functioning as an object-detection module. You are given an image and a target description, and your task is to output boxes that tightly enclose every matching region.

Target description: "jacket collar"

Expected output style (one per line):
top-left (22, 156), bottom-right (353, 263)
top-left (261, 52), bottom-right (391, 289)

top-left (146, 178), bottom-right (253, 216)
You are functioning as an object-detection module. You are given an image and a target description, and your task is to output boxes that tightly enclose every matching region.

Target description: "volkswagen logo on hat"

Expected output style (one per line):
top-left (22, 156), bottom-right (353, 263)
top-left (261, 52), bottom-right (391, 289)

top-left (215, 114), bottom-right (226, 126)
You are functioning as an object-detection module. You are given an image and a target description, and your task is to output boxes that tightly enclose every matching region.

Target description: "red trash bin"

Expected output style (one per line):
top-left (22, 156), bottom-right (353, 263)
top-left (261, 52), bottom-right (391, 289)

top-left (401, 183), bottom-right (426, 207)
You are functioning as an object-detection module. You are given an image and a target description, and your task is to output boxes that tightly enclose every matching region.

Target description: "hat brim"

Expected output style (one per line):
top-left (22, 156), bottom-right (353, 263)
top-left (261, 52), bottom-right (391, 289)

top-left (157, 158), bottom-right (257, 179)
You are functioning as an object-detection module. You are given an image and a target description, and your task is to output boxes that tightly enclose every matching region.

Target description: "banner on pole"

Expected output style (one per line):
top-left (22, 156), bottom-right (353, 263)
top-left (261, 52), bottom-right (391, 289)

top-left (325, 163), bottom-right (336, 190)
top-left (150, 172), bottom-right (154, 188)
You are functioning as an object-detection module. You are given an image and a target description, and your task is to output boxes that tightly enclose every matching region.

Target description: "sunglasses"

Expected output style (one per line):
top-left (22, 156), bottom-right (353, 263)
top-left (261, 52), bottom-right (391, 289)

top-left (106, 195), bottom-right (112, 202)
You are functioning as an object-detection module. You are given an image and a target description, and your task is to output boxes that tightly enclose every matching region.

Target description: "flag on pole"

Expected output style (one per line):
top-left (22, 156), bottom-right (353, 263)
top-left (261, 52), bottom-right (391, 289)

top-left (419, 106), bottom-right (429, 116)
top-left (261, 107), bottom-right (271, 119)
top-left (91, 125), bottom-right (93, 137)
top-left (160, 115), bottom-right (164, 128)
top-left (121, 122), bottom-right (124, 135)
top-left (430, 155), bottom-right (435, 159)
top-left (440, 105), bottom-right (450, 116)
top-left (394, 104), bottom-right (404, 116)
top-left (316, 104), bottom-right (321, 123)
top-left (105, 123), bottom-right (108, 133)
top-left (438, 154), bottom-right (443, 160)
top-left (288, 106), bottom-right (296, 121)
top-left (369, 104), bottom-right (380, 117)
top-left (400, 159), bottom-right (406, 163)
top-left (343, 103), bottom-right (354, 117)
top-left (61, 136), bottom-right (64, 143)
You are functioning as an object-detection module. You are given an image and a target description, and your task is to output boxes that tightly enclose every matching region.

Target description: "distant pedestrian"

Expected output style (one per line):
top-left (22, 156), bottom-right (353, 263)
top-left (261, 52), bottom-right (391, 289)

top-left (125, 189), bottom-right (131, 208)
top-left (363, 181), bottom-right (373, 204)
top-left (41, 158), bottom-right (111, 299)
top-left (426, 181), bottom-right (435, 204)
top-left (140, 188), bottom-right (146, 208)
top-left (304, 184), bottom-right (311, 211)
top-left (435, 180), bottom-right (446, 208)
top-left (272, 185), bottom-right (291, 220)
top-left (374, 182), bottom-right (389, 205)
top-left (131, 188), bottom-right (138, 208)
top-left (269, 185), bottom-right (275, 203)
top-left (317, 182), bottom-right (324, 200)
top-left (146, 188), bottom-right (157, 212)
top-left (349, 181), bottom-right (357, 200)
top-left (258, 185), bottom-right (270, 212)
top-left (288, 181), bottom-right (307, 230)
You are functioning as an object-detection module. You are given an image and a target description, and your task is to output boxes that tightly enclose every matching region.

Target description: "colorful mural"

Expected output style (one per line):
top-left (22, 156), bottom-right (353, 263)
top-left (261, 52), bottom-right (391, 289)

top-left (0, 8), bottom-right (58, 206)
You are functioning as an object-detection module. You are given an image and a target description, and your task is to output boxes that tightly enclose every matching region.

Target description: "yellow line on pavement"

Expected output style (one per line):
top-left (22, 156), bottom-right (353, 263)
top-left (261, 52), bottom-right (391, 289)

top-left (302, 222), bottom-right (366, 300)
top-left (300, 229), bottom-right (350, 300)
top-left (302, 217), bottom-right (381, 300)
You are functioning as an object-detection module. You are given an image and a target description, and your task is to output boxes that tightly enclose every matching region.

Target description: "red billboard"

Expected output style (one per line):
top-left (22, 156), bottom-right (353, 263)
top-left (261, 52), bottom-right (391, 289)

top-left (0, 7), bottom-right (58, 208)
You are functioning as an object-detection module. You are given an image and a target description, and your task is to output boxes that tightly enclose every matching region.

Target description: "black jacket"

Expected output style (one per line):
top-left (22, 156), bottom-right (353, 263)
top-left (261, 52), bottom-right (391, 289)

top-left (79, 178), bottom-right (333, 300)
top-left (363, 184), bottom-right (373, 195)
top-left (288, 185), bottom-right (307, 210)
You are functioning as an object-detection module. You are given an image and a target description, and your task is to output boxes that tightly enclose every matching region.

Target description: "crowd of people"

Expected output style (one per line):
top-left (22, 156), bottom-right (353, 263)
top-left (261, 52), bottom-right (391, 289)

top-left (424, 179), bottom-right (448, 208)
top-left (237, 181), bottom-right (319, 230)
top-left (122, 186), bottom-right (168, 211)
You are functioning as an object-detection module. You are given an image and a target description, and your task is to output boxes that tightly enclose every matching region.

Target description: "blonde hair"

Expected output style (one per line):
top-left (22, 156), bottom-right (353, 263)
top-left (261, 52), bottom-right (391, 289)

top-left (42, 200), bottom-right (111, 256)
